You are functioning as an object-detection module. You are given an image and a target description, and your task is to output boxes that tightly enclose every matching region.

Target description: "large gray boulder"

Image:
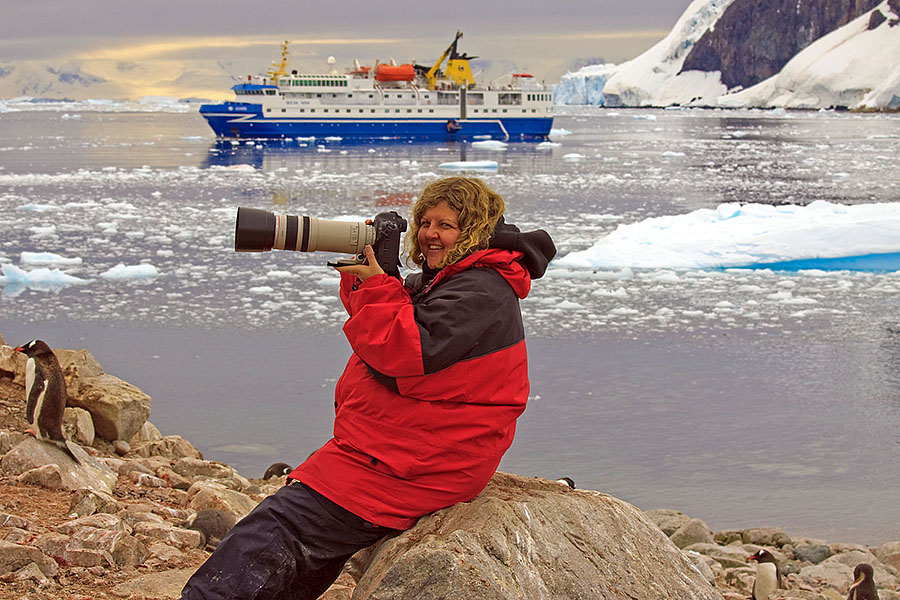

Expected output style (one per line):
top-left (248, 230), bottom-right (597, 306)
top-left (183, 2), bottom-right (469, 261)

top-left (57, 348), bottom-right (151, 442)
top-left (353, 472), bottom-right (722, 600)
top-left (0, 437), bottom-right (117, 495)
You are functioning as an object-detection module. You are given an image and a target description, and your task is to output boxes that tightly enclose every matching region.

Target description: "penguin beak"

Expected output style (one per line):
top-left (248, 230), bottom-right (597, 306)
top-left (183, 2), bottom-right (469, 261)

top-left (13, 346), bottom-right (24, 353)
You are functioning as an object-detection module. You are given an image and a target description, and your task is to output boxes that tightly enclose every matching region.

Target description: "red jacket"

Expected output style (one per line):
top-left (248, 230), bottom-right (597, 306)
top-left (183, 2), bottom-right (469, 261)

top-left (291, 226), bottom-right (555, 529)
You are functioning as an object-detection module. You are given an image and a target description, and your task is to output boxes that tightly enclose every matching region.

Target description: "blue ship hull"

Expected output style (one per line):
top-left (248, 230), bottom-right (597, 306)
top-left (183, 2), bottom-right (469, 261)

top-left (199, 102), bottom-right (552, 141)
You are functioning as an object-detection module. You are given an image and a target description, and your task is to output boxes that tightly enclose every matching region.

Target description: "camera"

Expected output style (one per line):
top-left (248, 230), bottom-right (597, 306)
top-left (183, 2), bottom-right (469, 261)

top-left (234, 207), bottom-right (408, 276)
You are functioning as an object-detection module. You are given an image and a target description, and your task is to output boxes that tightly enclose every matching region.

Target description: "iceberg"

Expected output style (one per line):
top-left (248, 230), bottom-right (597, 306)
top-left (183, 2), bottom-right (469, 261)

top-left (555, 201), bottom-right (900, 271)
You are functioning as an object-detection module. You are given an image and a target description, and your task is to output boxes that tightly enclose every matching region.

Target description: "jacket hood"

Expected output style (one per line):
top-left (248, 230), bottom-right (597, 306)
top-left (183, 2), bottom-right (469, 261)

top-left (488, 217), bottom-right (556, 279)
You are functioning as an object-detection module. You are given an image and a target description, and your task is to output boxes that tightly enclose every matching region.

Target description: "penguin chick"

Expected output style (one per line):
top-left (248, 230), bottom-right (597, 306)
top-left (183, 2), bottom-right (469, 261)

top-left (555, 477), bottom-right (576, 489)
top-left (748, 549), bottom-right (782, 600)
top-left (263, 462), bottom-right (293, 480)
top-left (179, 509), bottom-right (237, 549)
top-left (847, 563), bottom-right (879, 600)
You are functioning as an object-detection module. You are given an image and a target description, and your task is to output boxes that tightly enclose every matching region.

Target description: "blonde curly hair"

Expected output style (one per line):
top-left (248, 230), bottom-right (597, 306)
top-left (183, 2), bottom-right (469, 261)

top-left (405, 177), bottom-right (506, 269)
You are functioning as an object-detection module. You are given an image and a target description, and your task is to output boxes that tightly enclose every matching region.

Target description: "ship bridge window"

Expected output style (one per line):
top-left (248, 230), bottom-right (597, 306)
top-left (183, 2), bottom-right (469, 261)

top-left (499, 93), bottom-right (522, 105)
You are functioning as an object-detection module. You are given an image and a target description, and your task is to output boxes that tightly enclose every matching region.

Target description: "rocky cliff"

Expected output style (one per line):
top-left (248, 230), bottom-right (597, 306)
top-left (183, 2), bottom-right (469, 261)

top-left (680, 0), bottom-right (882, 89)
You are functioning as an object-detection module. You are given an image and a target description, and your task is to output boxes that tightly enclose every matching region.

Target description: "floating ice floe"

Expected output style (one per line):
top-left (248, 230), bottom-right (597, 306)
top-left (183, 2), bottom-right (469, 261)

top-left (100, 263), bottom-right (160, 280)
top-left (438, 160), bottom-right (498, 171)
top-left (0, 263), bottom-right (91, 295)
top-left (471, 140), bottom-right (508, 151)
top-left (20, 252), bottom-right (83, 266)
top-left (537, 141), bottom-right (562, 149)
top-left (555, 200), bottom-right (900, 272)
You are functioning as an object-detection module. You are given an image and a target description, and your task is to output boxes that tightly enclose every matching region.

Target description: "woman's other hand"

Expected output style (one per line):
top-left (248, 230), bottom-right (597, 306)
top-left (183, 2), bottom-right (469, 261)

top-left (334, 245), bottom-right (385, 281)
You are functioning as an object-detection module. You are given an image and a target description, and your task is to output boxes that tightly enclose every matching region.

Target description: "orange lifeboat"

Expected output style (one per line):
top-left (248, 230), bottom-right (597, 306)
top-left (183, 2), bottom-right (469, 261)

top-left (375, 64), bottom-right (415, 82)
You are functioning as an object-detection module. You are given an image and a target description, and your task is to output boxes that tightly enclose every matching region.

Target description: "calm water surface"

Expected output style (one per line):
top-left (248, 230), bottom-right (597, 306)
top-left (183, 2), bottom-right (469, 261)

top-left (1, 106), bottom-right (899, 544)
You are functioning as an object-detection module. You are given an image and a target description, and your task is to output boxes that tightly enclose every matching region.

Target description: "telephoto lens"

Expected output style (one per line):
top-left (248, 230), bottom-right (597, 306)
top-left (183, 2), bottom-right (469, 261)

top-left (234, 207), bottom-right (375, 254)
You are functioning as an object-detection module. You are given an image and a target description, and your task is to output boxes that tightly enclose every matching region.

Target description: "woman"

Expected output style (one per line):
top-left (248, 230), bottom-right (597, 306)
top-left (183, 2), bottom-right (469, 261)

top-left (181, 177), bottom-right (556, 600)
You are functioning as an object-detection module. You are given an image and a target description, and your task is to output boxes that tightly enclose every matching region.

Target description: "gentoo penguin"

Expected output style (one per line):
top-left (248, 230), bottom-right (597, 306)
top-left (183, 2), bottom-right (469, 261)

top-left (263, 462), bottom-right (293, 480)
top-left (847, 563), bottom-right (879, 600)
top-left (748, 549), bottom-right (782, 600)
top-left (14, 339), bottom-right (80, 464)
top-left (555, 477), bottom-right (576, 489)
top-left (179, 509), bottom-right (236, 549)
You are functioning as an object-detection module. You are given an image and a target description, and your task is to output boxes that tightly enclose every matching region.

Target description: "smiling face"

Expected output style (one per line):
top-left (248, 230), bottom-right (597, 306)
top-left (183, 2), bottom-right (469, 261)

top-left (417, 201), bottom-right (461, 269)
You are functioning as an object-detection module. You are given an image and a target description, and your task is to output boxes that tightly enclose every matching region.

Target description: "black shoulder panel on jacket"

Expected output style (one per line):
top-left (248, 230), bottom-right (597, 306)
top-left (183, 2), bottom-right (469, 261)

top-left (414, 267), bottom-right (524, 375)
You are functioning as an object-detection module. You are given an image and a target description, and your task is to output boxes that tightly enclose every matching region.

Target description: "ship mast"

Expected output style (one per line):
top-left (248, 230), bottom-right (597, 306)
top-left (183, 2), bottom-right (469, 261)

top-left (266, 41), bottom-right (291, 81)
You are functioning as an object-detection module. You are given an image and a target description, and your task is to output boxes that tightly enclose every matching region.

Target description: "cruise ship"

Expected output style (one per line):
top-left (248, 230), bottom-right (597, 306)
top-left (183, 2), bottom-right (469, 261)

top-left (199, 32), bottom-right (554, 141)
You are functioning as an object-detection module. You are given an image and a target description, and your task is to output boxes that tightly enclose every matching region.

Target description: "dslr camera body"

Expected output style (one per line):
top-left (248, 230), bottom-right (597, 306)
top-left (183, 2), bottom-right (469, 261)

top-left (234, 207), bottom-right (408, 276)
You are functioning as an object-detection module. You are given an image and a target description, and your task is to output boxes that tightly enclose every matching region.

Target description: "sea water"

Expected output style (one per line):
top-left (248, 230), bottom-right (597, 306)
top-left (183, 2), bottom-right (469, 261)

top-left (1, 104), bottom-right (899, 544)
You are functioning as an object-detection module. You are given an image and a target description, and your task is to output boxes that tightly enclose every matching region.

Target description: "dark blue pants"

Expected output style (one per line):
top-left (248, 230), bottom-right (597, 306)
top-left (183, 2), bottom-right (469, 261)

top-left (180, 482), bottom-right (399, 600)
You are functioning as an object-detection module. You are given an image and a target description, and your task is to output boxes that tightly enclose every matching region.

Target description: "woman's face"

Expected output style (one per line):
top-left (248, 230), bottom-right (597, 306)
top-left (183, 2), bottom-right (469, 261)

top-left (417, 201), bottom-right (461, 269)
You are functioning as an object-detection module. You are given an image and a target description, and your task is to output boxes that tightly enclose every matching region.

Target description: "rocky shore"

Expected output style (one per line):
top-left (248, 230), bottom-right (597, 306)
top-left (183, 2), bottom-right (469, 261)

top-left (0, 334), bottom-right (898, 599)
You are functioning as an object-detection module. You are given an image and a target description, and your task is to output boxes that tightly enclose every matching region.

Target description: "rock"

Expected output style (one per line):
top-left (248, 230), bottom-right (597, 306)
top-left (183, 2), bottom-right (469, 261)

top-left (132, 435), bottom-right (202, 460)
top-left (69, 489), bottom-right (121, 517)
top-left (111, 567), bottom-right (196, 599)
top-left (1, 437), bottom-right (117, 495)
top-left (56, 513), bottom-right (130, 535)
top-left (793, 543), bottom-right (832, 564)
top-left (132, 522), bottom-right (204, 550)
top-left (178, 508), bottom-right (236, 548)
top-left (684, 543), bottom-right (751, 569)
top-left (113, 440), bottom-right (131, 455)
top-left (354, 473), bottom-right (723, 600)
top-left (684, 549), bottom-right (719, 584)
top-left (157, 466), bottom-right (192, 490)
top-left (679, 0), bottom-right (882, 89)
top-left (741, 527), bottom-right (792, 547)
top-left (875, 541), bottom-right (900, 573)
top-left (37, 532), bottom-right (107, 568)
top-left (670, 517), bottom-right (714, 548)
top-left (714, 529), bottom-right (744, 545)
top-left (173, 457), bottom-right (234, 480)
top-left (13, 561), bottom-right (51, 586)
top-left (0, 539), bottom-right (59, 577)
top-left (0, 344), bottom-right (26, 383)
top-left (67, 372), bottom-right (151, 442)
top-left (643, 508), bottom-right (691, 536)
top-left (17, 464), bottom-right (64, 490)
top-left (185, 480), bottom-right (258, 519)
top-left (63, 407), bottom-right (95, 446)
top-left (0, 513), bottom-right (28, 529)
top-left (130, 471), bottom-right (169, 488)
top-left (130, 420), bottom-right (163, 444)
top-left (799, 559), bottom-right (854, 592)
top-left (0, 430), bottom-right (11, 455)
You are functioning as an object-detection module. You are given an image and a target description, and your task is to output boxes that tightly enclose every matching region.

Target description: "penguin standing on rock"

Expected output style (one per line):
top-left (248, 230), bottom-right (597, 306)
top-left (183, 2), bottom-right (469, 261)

top-left (14, 339), bottom-right (81, 464)
top-left (847, 563), bottom-right (879, 600)
top-left (748, 549), bottom-right (782, 600)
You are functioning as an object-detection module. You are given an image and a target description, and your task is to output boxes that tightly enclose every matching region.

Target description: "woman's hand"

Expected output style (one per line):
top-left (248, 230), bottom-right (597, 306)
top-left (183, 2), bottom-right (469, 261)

top-left (334, 245), bottom-right (385, 281)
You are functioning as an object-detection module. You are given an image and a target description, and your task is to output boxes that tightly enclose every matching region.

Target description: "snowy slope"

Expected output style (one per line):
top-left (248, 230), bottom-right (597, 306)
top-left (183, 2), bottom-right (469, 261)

top-left (717, 0), bottom-right (900, 109)
top-left (557, 0), bottom-right (900, 109)
top-left (590, 0), bottom-right (735, 107)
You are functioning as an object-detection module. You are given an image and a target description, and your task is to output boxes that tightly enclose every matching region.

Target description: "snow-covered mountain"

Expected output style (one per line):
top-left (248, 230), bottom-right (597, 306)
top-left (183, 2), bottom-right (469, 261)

top-left (0, 59), bottom-right (244, 102)
top-left (555, 0), bottom-right (900, 110)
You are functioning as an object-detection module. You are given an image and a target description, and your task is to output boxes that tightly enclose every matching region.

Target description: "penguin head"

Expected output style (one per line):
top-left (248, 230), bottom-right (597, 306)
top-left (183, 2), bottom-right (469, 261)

top-left (555, 477), bottom-right (576, 489)
top-left (748, 549), bottom-right (778, 565)
top-left (14, 339), bottom-right (53, 358)
top-left (852, 563), bottom-right (875, 584)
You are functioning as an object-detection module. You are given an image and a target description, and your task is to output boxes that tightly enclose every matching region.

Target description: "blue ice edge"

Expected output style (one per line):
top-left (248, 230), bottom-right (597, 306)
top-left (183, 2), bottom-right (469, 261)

top-left (730, 252), bottom-right (900, 272)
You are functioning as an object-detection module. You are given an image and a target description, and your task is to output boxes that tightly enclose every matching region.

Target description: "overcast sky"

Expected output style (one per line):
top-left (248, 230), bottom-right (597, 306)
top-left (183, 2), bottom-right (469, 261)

top-left (1, 1), bottom-right (695, 80)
